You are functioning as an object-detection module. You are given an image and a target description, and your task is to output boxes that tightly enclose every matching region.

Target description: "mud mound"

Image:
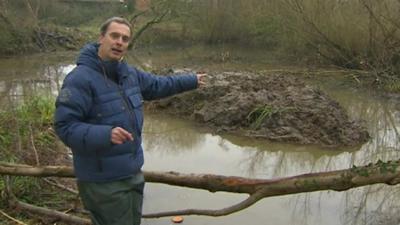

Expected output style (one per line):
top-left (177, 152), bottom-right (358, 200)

top-left (150, 72), bottom-right (369, 147)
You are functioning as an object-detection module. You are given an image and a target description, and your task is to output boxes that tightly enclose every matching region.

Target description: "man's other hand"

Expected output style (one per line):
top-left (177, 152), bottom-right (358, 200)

top-left (111, 127), bottom-right (134, 144)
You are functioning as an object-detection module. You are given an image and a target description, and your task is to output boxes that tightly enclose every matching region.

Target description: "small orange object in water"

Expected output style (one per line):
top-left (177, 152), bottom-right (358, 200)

top-left (171, 216), bottom-right (184, 223)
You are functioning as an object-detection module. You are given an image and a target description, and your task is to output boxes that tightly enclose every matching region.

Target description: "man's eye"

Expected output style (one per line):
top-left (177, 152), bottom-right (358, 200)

top-left (109, 33), bottom-right (130, 43)
top-left (122, 36), bottom-right (130, 43)
top-left (110, 33), bottom-right (120, 39)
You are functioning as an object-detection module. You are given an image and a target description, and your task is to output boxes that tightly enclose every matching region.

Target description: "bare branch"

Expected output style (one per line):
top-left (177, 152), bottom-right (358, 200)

top-left (0, 0), bottom-right (14, 30)
top-left (0, 208), bottom-right (28, 225)
top-left (43, 178), bottom-right (78, 195)
top-left (24, 0), bottom-right (38, 26)
top-left (1, 160), bottom-right (400, 194)
top-left (283, 0), bottom-right (356, 67)
top-left (29, 124), bottom-right (40, 165)
top-left (3, 173), bottom-right (87, 224)
top-left (143, 191), bottom-right (265, 218)
top-left (128, 9), bottom-right (148, 26)
top-left (1, 160), bottom-right (399, 218)
top-left (0, 162), bottom-right (75, 178)
top-left (144, 171), bottom-right (265, 194)
top-left (129, 9), bottom-right (169, 48)
top-left (10, 199), bottom-right (91, 225)
top-left (359, 0), bottom-right (388, 35)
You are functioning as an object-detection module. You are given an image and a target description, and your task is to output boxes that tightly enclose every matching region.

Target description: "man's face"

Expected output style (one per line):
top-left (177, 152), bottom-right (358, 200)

top-left (98, 22), bottom-right (131, 61)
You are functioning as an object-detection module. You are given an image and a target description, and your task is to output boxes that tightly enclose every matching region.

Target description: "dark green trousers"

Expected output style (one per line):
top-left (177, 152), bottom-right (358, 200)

top-left (77, 173), bottom-right (145, 225)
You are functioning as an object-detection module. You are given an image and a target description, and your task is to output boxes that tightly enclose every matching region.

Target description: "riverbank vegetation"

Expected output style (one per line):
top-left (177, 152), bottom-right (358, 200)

top-left (1, 0), bottom-right (399, 92)
top-left (0, 95), bottom-right (58, 163)
top-left (0, 94), bottom-right (80, 224)
top-left (152, 0), bottom-right (400, 91)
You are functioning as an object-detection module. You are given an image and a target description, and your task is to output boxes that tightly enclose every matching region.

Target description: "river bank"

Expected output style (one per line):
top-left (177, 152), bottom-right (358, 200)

top-left (0, 48), bottom-right (400, 225)
top-left (0, 25), bottom-right (93, 56)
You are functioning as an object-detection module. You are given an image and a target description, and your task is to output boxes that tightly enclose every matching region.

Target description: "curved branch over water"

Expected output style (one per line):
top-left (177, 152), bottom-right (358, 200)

top-left (143, 191), bottom-right (265, 218)
top-left (0, 160), bottom-right (400, 218)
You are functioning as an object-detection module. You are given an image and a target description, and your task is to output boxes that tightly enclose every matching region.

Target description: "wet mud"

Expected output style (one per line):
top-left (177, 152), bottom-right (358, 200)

top-left (148, 71), bottom-right (370, 147)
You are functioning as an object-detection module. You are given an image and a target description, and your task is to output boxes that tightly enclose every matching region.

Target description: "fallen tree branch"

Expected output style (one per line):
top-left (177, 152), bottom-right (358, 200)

top-left (0, 162), bottom-right (74, 178)
top-left (0, 160), bottom-right (399, 218)
top-left (143, 159), bottom-right (400, 217)
top-left (9, 199), bottom-right (91, 225)
top-left (3, 173), bottom-right (89, 225)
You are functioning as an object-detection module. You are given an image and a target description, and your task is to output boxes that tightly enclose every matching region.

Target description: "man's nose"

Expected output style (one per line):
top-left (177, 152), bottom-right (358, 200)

top-left (115, 37), bottom-right (123, 45)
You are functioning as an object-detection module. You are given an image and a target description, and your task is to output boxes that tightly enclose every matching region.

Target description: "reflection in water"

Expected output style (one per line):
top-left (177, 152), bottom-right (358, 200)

top-left (0, 49), bottom-right (399, 225)
top-left (142, 111), bottom-right (205, 155)
top-left (0, 51), bottom-right (75, 104)
top-left (142, 111), bottom-right (399, 225)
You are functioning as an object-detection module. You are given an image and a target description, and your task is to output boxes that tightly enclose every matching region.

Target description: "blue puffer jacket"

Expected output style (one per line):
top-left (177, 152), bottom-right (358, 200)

top-left (54, 43), bottom-right (198, 182)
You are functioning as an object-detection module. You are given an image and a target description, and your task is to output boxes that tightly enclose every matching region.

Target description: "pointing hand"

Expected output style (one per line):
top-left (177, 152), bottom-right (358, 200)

top-left (196, 72), bottom-right (207, 87)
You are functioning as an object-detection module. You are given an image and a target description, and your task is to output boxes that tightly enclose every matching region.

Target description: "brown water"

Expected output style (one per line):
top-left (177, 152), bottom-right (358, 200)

top-left (0, 45), bottom-right (399, 225)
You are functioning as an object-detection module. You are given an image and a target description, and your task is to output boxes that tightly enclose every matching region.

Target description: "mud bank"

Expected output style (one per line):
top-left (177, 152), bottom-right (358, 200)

top-left (148, 71), bottom-right (369, 147)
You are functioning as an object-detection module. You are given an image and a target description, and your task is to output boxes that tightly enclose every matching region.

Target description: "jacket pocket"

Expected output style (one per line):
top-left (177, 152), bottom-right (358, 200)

top-left (93, 100), bottom-right (126, 118)
top-left (128, 94), bottom-right (144, 128)
top-left (128, 94), bottom-right (143, 108)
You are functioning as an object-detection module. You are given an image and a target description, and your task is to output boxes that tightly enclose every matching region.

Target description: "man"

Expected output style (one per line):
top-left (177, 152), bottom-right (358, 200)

top-left (54, 17), bottom-right (205, 225)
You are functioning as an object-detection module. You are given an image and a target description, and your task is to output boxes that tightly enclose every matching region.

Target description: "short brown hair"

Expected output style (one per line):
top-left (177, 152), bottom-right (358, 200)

top-left (100, 17), bottom-right (132, 37)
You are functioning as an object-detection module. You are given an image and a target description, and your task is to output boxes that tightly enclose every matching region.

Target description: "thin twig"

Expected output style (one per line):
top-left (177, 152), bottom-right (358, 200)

top-left (43, 178), bottom-right (78, 195)
top-left (0, 209), bottom-right (28, 225)
top-left (29, 124), bottom-right (40, 165)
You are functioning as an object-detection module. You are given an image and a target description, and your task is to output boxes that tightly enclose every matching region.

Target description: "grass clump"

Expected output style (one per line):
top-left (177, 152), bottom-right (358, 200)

top-left (383, 79), bottom-right (400, 93)
top-left (0, 94), bottom-right (58, 164)
top-left (247, 105), bottom-right (295, 129)
top-left (246, 105), bottom-right (282, 129)
top-left (0, 94), bottom-right (77, 224)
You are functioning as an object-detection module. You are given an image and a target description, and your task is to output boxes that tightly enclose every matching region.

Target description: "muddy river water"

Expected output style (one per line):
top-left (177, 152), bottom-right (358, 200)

top-left (0, 45), bottom-right (399, 225)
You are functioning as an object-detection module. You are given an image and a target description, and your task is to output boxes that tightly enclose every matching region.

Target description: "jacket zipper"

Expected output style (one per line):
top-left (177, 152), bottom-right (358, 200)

top-left (99, 62), bottom-right (137, 127)
top-left (96, 63), bottom-right (138, 172)
top-left (117, 84), bottom-right (137, 127)
top-left (116, 81), bottom-right (139, 158)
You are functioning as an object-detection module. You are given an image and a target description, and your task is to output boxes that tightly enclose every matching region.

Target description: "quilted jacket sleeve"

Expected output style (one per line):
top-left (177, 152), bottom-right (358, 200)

top-left (134, 68), bottom-right (198, 100)
top-left (54, 72), bottom-right (113, 154)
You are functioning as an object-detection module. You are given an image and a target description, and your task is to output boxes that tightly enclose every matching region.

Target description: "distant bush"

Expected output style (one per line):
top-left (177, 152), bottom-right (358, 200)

top-left (140, 0), bottom-right (400, 82)
top-left (38, 1), bottom-right (128, 27)
top-left (0, 0), bottom-right (126, 54)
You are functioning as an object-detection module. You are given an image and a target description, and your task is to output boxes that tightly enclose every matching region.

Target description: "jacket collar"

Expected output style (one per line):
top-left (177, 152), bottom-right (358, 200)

top-left (76, 43), bottom-right (130, 79)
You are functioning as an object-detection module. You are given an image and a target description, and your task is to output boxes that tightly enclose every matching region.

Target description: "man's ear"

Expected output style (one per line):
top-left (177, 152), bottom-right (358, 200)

top-left (98, 35), bottom-right (104, 44)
